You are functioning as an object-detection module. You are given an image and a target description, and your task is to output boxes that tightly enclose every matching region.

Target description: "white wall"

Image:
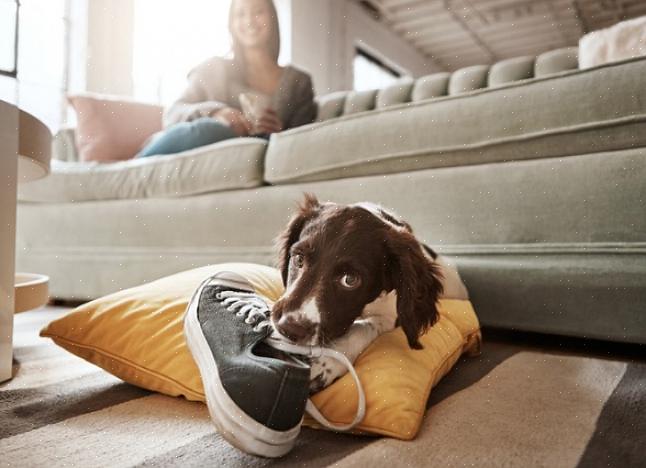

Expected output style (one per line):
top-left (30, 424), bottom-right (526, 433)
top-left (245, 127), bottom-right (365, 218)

top-left (67, 0), bottom-right (89, 96)
top-left (86, 0), bottom-right (134, 96)
top-left (0, 0), bottom-right (88, 132)
top-left (344, 2), bottom-right (443, 82)
top-left (84, 0), bottom-right (442, 99)
top-left (3, 0), bottom-right (441, 130)
top-left (274, 0), bottom-right (292, 66)
top-left (0, 77), bottom-right (17, 107)
top-left (5, 0), bottom-right (68, 132)
top-left (132, 1), bottom-right (235, 105)
top-left (285, 0), bottom-right (443, 95)
top-left (285, 0), bottom-right (344, 94)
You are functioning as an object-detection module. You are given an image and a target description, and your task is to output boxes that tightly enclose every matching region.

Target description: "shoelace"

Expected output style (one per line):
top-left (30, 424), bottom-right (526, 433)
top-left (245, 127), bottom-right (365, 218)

top-left (218, 290), bottom-right (366, 432)
top-left (217, 290), bottom-right (273, 332)
top-left (265, 336), bottom-right (366, 432)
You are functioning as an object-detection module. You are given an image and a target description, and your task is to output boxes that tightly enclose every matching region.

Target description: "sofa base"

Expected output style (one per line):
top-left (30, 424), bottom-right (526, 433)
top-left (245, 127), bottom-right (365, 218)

top-left (453, 246), bottom-right (646, 344)
top-left (17, 242), bottom-right (646, 344)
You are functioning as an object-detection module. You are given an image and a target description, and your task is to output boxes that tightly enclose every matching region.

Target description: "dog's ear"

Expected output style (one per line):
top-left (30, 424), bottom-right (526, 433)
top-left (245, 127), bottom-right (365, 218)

top-left (276, 193), bottom-right (320, 285)
top-left (386, 229), bottom-right (443, 349)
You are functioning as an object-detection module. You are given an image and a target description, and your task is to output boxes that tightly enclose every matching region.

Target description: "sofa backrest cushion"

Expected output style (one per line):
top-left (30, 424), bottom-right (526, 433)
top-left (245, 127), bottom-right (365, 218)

top-left (343, 89), bottom-right (378, 115)
top-left (315, 91), bottom-right (348, 122)
top-left (375, 78), bottom-right (415, 108)
top-left (315, 47), bottom-right (580, 121)
top-left (448, 64), bottom-right (490, 95)
top-left (488, 56), bottom-right (535, 87)
top-left (268, 55), bottom-right (646, 185)
top-left (534, 47), bottom-right (579, 77)
top-left (52, 127), bottom-right (79, 162)
top-left (411, 72), bottom-right (450, 101)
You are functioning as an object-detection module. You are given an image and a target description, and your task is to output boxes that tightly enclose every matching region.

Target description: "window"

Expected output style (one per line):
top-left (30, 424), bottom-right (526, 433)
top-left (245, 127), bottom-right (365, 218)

top-left (11, 0), bottom-right (67, 131)
top-left (133, 0), bottom-right (232, 105)
top-left (353, 47), bottom-right (401, 91)
top-left (0, 0), bottom-right (19, 77)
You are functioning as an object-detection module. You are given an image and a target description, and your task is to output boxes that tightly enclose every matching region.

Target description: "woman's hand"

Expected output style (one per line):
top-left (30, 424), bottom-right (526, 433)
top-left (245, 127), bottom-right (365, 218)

top-left (253, 109), bottom-right (283, 135)
top-left (211, 107), bottom-right (252, 136)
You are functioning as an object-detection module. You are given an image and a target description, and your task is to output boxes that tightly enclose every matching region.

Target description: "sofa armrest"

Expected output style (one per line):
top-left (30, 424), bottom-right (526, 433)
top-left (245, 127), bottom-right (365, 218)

top-left (53, 127), bottom-right (78, 162)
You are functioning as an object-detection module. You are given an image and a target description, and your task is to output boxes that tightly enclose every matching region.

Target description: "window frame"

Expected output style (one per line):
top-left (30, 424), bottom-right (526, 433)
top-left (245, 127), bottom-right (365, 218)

top-left (354, 46), bottom-right (402, 80)
top-left (0, 0), bottom-right (19, 78)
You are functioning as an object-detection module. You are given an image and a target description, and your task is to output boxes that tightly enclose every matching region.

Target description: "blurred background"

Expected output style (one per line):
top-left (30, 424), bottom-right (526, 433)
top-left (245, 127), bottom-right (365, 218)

top-left (1, 0), bottom-right (645, 132)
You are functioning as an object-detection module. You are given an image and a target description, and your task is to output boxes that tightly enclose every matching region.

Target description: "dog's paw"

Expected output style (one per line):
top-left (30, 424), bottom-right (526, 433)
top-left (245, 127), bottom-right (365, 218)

top-left (309, 355), bottom-right (348, 394)
top-left (308, 371), bottom-right (329, 394)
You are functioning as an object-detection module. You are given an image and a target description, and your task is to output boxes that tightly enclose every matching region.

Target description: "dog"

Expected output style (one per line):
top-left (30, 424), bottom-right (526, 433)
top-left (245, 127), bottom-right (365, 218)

top-left (271, 194), bottom-right (469, 393)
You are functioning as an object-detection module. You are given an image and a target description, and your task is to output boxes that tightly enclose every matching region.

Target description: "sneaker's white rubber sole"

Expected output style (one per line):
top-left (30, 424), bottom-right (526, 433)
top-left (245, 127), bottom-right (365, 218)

top-left (183, 272), bottom-right (302, 458)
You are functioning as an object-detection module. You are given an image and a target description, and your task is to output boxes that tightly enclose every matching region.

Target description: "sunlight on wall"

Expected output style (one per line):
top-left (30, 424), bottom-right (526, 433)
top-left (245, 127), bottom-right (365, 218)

top-left (5, 0), bottom-right (67, 131)
top-left (353, 53), bottom-right (399, 92)
top-left (0, 0), bottom-right (18, 73)
top-left (133, 0), bottom-right (232, 105)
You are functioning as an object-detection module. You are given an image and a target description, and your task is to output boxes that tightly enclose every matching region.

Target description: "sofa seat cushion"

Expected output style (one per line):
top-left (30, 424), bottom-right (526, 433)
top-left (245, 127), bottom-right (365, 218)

top-left (18, 138), bottom-right (267, 203)
top-left (265, 56), bottom-right (646, 184)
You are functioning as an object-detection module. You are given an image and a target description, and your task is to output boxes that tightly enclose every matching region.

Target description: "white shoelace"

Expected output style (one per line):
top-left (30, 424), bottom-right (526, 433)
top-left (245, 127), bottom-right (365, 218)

top-left (265, 336), bottom-right (367, 432)
top-left (217, 290), bottom-right (274, 332)
top-left (219, 290), bottom-right (366, 432)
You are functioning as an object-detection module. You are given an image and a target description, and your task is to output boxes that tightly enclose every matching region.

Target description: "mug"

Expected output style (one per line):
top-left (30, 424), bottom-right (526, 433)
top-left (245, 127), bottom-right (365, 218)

top-left (239, 93), bottom-right (272, 134)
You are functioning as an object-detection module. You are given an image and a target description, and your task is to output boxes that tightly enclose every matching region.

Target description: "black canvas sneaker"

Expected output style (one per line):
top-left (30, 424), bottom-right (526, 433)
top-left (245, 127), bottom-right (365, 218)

top-left (184, 271), bottom-right (310, 457)
top-left (184, 271), bottom-right (366, 458)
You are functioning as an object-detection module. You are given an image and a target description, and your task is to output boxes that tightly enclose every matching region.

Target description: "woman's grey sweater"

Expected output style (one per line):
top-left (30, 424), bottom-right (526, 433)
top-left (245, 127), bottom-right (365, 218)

top-left (164, 56), bottom-right (317, 130)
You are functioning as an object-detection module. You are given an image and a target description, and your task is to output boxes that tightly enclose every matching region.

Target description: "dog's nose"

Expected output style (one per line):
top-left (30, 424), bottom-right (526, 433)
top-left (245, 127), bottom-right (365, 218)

top-left (276, 315), bottom-right (314, 343)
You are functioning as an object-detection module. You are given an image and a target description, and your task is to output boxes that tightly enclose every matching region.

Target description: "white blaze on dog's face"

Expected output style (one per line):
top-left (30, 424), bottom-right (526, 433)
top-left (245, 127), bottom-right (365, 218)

top-left (271, 194), bottom-right (443, 349)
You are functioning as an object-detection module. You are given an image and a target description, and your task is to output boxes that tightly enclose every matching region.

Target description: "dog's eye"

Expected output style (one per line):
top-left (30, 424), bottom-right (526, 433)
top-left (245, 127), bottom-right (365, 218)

top-left (292, 254), bottom-right (305, 268)
top-left (340, 273), bottom-right (361, 289)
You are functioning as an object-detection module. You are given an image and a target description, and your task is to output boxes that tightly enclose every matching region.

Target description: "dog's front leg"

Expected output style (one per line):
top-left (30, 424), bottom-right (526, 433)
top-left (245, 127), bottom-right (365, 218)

top-left (309, 291), bottom-right (397, 393)
top-left (309, 321), bottom-right (382, 393)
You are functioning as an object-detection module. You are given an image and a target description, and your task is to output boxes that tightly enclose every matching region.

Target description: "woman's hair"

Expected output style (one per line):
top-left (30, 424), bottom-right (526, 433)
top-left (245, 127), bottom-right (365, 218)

top-left (228, 0), bottom-right (281, 68)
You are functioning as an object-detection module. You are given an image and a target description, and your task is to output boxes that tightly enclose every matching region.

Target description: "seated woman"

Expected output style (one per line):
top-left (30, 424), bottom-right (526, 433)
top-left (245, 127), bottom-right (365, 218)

top-left (138, 0), bottom-right (316, 158)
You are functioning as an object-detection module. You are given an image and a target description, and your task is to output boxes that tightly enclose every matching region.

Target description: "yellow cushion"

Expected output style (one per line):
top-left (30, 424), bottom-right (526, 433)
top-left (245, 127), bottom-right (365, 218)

top-left (40, 263), bottom-right (481, 439)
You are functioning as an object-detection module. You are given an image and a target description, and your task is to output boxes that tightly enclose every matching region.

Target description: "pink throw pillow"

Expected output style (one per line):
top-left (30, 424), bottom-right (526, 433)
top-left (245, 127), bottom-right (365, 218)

top-left (69, 94), bottom-right (163, 162)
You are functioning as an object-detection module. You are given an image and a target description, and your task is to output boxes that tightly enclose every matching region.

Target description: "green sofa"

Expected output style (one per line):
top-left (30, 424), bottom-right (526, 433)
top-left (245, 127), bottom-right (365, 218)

top-left (16, 47), bottom-right (646, 344)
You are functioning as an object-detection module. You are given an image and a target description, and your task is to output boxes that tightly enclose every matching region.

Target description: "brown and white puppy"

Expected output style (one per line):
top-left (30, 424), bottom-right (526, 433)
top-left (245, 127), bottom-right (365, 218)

top-left (271, 194), bottom-right (468, 392)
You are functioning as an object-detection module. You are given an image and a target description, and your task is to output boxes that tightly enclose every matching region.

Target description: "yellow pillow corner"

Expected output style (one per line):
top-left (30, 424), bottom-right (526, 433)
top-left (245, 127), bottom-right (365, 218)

top-left (304, 298), bottom-right (481, 438)
top-left (40, 263), bottom-right (480, 440)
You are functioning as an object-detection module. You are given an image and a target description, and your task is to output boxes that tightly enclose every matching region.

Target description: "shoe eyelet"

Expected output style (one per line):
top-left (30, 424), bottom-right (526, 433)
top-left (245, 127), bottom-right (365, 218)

top-left (215, 292), bottom-right (223, 300)
top-left (236, 311), bottom-right (245, 317)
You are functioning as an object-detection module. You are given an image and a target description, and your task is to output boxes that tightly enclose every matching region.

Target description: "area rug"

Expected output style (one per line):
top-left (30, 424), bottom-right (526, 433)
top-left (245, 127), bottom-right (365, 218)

top-left (1, 307), bottom-right (644, 467)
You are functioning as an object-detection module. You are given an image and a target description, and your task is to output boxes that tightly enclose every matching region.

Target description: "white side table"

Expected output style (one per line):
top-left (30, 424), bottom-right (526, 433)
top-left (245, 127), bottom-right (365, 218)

top-left (0, 101), bottom-right (51, 383)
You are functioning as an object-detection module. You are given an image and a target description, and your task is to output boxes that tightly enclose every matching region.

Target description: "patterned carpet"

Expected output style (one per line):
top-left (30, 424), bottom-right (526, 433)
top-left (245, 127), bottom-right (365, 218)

top-left (1, 307), bottom-right (644, 467)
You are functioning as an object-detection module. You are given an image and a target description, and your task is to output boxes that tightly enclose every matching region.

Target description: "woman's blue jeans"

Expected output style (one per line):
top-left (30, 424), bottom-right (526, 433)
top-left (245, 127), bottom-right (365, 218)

top-left (137, 117), bottom-right (237, 158)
